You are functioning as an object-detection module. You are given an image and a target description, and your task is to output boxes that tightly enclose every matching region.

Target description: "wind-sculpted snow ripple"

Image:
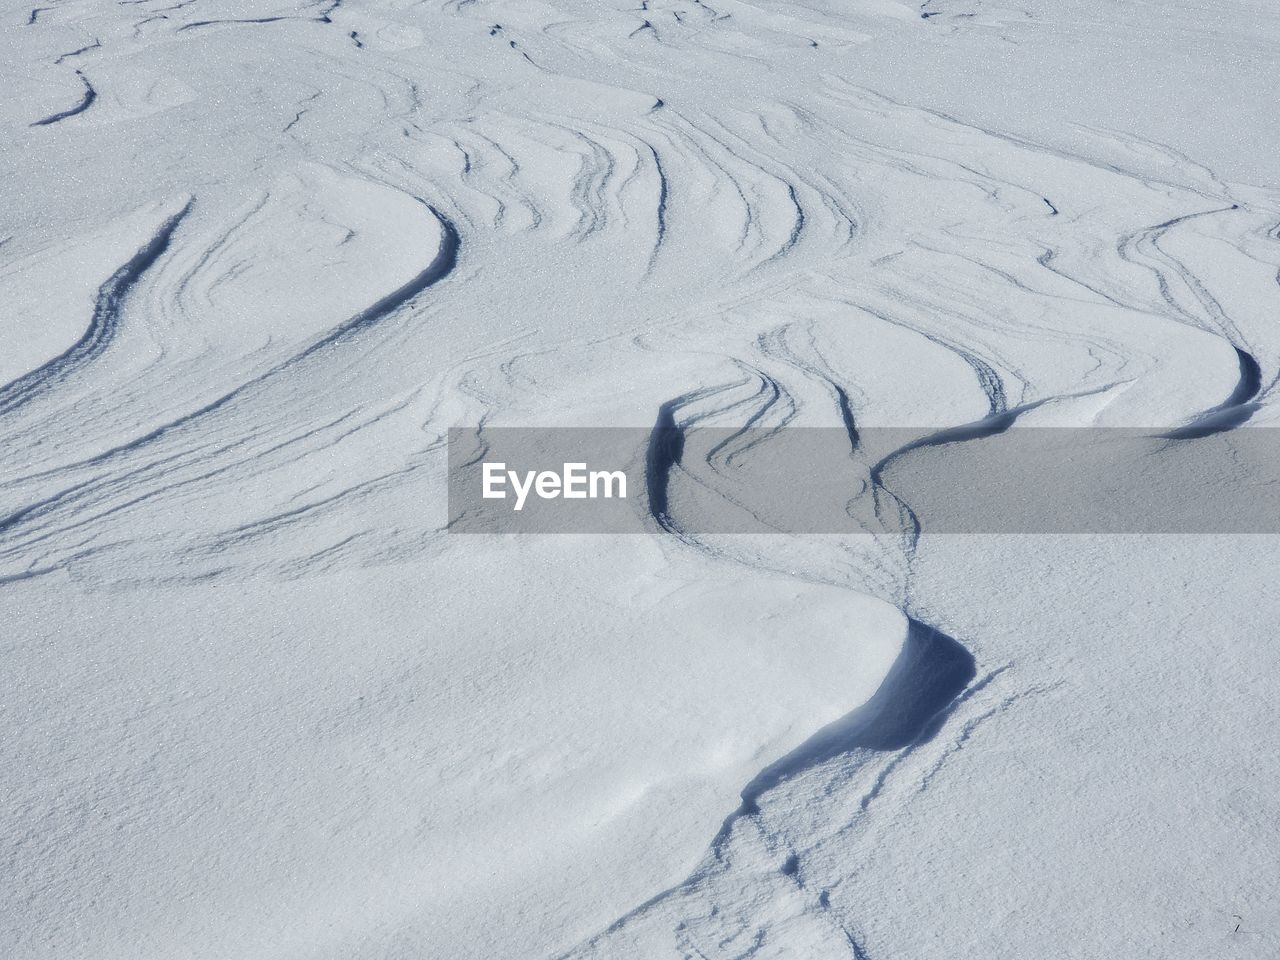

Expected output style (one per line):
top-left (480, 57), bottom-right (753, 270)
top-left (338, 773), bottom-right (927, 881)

top-left (0, 201), bottom-right (190, 417)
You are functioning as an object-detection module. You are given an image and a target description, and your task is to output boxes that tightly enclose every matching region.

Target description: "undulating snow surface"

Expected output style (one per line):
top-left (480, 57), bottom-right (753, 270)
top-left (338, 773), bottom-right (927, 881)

top-left (3, 1), bottom-right (1279, 958)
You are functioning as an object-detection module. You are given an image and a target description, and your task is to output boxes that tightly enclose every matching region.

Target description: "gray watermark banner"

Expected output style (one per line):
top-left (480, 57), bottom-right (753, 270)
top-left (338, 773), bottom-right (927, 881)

top-left (447, 426), bottom-right (1280, 534)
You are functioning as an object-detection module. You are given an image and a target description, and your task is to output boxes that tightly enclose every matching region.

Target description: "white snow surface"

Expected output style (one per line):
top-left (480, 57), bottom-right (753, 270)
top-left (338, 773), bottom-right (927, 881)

top-left (2, 1), bottom-right (1279, 958)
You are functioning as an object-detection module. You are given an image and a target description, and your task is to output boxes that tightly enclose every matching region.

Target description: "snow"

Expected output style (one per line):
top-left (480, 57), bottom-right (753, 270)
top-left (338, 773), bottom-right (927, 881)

top-left (3, 0), bottom-right (1279, 957)
top-left (3, 547), bottom-right (904, 958)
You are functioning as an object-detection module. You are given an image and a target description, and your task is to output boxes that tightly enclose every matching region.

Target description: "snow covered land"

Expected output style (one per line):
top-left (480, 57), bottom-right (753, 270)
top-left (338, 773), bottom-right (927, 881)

top-left (3, 1), bottom-right (1279, 957)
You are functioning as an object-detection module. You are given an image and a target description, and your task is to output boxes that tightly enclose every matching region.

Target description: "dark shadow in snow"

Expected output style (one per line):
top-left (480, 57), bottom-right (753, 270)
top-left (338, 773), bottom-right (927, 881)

top-left (1160, 346), bottom-right (1262, 440)
top-left (644, 400), bottom-right (684, 531)
top-left (565, 615), bottom-right (977, 954)
top-left (833, 383), bottom-right (860, 453)
top-left (30, 70), bottom-right (95, 126)
top-left (735, 617), bottom-right (975, 816)
top-left (178, 17), bottom-right (290, 31)
top-left (298, 203), bottom-right (458, 357)
top-left (0, 201), bottom-right (191, 416)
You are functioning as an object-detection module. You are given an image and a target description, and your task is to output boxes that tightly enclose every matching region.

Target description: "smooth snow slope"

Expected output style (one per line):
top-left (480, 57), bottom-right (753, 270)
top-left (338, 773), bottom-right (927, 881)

top-left (2, 1), bottom-right (1279, 958)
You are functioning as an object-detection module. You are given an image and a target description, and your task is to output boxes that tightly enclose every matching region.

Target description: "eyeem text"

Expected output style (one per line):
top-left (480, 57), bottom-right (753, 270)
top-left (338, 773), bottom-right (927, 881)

top-left (482, 462), bottom-right (628, 511)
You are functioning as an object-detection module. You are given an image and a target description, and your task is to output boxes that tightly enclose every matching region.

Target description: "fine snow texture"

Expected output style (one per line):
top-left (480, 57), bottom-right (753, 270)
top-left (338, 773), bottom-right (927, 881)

top-left (3, 1), bottom-right (1280, 959)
